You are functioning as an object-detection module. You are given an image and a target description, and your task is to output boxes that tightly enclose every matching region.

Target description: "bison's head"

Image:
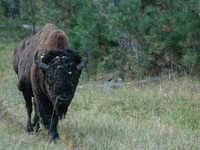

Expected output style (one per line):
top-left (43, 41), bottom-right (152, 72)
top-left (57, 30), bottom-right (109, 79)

top-left (34, 48), bottom-right (88, 109)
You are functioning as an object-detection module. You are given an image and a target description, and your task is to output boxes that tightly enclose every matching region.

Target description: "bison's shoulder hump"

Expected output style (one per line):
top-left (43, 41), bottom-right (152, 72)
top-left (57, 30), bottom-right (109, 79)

top-left (16, 36), bottom-right (32, 52)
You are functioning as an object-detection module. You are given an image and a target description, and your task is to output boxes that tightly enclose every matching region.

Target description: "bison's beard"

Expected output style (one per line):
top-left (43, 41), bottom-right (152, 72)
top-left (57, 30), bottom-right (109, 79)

top-left (54, 104), bottom-right (70, 119)
top-left (53, 95), bottom-right (73, 119)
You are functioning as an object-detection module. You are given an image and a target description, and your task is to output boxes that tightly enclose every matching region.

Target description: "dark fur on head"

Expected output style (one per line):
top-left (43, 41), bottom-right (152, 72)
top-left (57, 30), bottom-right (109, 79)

top-left (40, 48), bottom-right (82, 119)
top-left (42, 48), bottom-right (81, 65)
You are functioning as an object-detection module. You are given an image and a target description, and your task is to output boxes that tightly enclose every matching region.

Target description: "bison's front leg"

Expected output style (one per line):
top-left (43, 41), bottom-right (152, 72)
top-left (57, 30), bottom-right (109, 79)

top-left (35, 95), bottom-right (59, 141)
top-left (22, 93), bottom-right (34, 132)
top-left (32, 101), bottom-right (40, 131)
top-left (48, 115), bottom-right (59, 142)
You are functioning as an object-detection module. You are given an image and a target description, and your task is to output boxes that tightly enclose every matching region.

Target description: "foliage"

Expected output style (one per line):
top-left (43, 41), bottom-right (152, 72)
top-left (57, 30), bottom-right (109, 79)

top-left (1, 0), bottom-right (200, 79)
top-left (0, 0), bottom-right (8, 20)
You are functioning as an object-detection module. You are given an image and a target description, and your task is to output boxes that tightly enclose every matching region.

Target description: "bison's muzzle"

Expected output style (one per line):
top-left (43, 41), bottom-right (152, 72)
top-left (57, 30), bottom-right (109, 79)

top-left (56, 95), bottom-right (71, 106)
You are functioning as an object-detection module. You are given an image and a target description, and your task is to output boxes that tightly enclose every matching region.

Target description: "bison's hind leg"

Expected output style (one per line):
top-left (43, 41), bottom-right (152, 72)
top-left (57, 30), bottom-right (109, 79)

top-left (22, 93), bottom-right (34, 132)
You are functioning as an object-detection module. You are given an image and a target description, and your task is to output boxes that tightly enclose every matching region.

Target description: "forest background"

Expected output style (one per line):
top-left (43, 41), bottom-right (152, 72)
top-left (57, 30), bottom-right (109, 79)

top-left (0, 0), bottom-right (200, 82)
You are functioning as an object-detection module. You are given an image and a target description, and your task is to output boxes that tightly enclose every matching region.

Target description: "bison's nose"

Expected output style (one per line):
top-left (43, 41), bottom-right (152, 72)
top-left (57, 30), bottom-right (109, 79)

top-left (56, 95), bottom-right (70, 105)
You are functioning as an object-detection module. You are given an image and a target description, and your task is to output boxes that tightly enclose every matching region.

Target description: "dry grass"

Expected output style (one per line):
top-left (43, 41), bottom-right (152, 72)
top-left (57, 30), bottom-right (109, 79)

top-left (1, 30), bottom-right (200, 149)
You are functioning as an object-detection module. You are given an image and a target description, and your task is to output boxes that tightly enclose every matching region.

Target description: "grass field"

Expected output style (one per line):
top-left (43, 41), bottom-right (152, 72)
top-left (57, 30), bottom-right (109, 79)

top-left (1, 28), bottom-right (200, 150)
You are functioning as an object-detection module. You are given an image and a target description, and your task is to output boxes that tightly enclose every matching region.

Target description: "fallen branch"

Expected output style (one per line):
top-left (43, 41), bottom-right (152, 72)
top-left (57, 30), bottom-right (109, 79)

top-left (137, 75), bottom-right (168, 85)
top-left (77, 75), bottom-right (169, 90)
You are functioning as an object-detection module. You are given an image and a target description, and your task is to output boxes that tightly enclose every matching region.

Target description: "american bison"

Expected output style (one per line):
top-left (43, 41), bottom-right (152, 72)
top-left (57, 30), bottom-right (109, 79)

top-left (13, 24), bottom-right (88, 141)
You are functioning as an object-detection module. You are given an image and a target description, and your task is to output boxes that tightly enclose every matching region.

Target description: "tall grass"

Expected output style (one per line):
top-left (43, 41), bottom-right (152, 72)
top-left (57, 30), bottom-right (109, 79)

top-left (1, 29), bottom-right (200, 149)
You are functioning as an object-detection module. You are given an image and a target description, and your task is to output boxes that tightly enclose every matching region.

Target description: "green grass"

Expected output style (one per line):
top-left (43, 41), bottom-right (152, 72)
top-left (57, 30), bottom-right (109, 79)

top-left (1, 29), bottom-right (200, 149)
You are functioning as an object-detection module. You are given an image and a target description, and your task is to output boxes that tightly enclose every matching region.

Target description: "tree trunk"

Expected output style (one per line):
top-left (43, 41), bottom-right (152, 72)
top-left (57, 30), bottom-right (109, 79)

top-left (136, 40), bottom-right (140, 80)
top-left (170, 0), bottom-right (174, 75)
top-left (113, 0), bottom-right (120, 7)
top-left (199, 0), bottom-right (200, 18)
top-left (170, 50), bottom-right (173, 74)
top-left (30, 0), bottom-right (36, 35)
top-left (8, 0), bottom-right (20, 19)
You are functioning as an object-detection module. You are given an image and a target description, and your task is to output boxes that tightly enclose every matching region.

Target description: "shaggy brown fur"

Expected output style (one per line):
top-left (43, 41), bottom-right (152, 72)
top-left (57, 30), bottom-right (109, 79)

top-left (13, 24), bottom-right (87, 141)
top-left (13, 24), bottom-right (71, 94)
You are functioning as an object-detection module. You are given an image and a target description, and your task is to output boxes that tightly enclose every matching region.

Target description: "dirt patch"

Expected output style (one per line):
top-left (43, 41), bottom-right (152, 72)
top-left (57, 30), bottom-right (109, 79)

top-left (0, 104), bottom-right (25, 131)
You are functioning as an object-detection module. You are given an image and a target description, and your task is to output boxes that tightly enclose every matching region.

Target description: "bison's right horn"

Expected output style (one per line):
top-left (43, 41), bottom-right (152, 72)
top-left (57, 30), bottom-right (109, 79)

top-left (34, 49), bottom-right (49, 71)
top-left (77, 49), bottom-right (88, 71)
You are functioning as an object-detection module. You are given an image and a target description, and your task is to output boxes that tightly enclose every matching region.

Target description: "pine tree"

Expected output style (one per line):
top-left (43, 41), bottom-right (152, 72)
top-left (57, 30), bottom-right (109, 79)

top-left (99, 0), bottom-right (150, 79)
top-left (69, 0), bottom-right (108, 79)
top-left (0, 0), bottom-right (8, 21)
top-left (3, 0), bottom-right (200, 79)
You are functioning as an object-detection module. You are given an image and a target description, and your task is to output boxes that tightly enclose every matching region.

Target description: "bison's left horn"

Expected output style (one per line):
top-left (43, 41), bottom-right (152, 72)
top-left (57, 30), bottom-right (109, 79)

top-left (77, 49), bottom-right (88, 71)
top-left (34, 49), bottom-right (49, 71)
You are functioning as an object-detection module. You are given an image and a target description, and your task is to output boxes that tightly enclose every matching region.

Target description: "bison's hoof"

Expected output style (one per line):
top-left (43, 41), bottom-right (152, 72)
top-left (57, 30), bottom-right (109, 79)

top-left (26, 125), bottom-right (34, 133)
top-left (35, 123), bottom-right (40, 132)
top-left (32, 120), bottom-right (40, 132)
top-left (50, 133), bottom-right (59, 142)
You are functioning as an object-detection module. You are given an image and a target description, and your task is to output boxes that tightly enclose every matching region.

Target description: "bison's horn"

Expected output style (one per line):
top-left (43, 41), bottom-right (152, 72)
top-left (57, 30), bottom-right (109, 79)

top-left (77, 49), bottom-right (88, 71)
top-left (34, 49), bottom-right (49, 71)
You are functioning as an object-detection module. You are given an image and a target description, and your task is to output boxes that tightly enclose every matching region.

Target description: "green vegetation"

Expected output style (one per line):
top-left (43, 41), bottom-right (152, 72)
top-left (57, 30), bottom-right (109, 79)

top-left (1, 0), bottom-right (200, 80)
top-left (1, 29), bottom-right (200, 149)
